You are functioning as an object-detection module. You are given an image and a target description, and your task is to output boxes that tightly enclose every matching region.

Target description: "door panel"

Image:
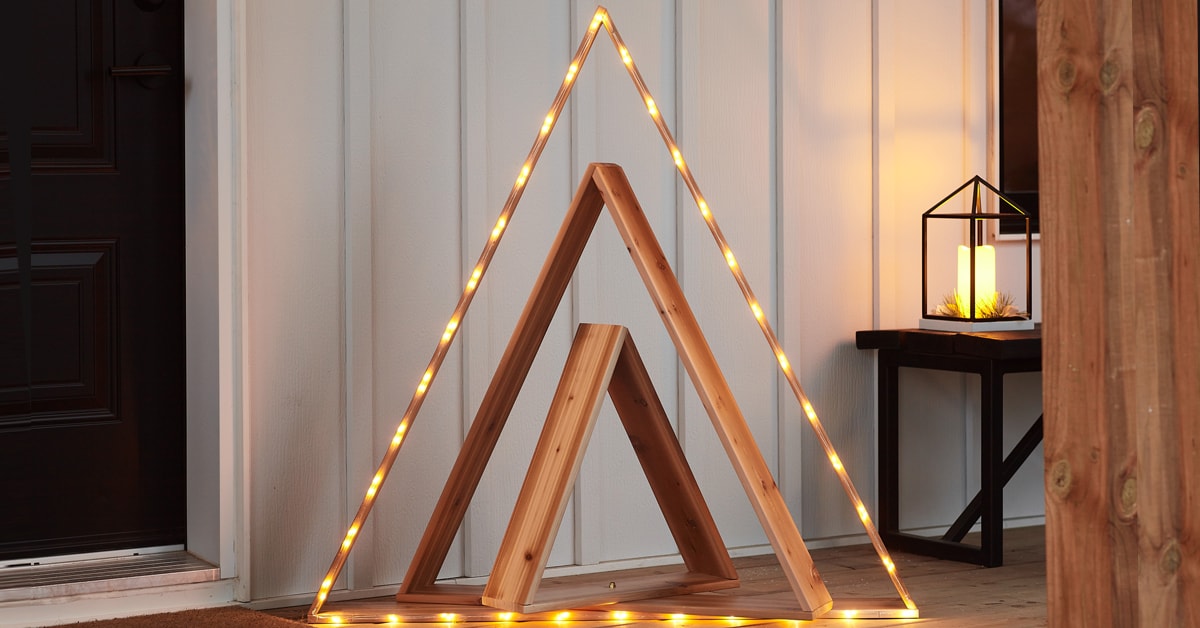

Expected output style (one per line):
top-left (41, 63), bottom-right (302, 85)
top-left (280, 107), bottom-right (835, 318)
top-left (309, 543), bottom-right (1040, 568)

top-left (0, 0), bottom-right (184, 560)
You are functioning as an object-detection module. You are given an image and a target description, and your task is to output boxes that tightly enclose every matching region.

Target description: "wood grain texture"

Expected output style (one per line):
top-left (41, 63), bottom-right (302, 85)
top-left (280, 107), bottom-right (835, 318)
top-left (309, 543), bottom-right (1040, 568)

top-left (484, 324), bottom-right (628, 609)
top-left (483, 324), bottom-right (740, 613)
top-left (398, 165), bottom-right (608, 594)
top-left (1040, 0), bottom-right (1198, 625)
top-left (594, 164), bottom-right (833, 614)
top-left (608, 334), bottom-right (738, 581)
top-left (399, 164), bottom-right (833, 616)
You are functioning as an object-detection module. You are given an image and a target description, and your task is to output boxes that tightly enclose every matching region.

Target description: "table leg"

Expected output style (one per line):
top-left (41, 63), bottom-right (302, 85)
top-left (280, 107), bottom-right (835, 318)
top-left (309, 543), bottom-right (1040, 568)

top-left (979, 364), bottom-right (1004, 567)
top-left (878, 350), bottom-right (900, 536)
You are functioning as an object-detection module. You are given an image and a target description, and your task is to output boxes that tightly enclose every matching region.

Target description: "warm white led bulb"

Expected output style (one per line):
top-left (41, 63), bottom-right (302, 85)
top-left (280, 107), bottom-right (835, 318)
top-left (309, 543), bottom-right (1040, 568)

top-left (491, 216), bottom-right (508, 240)
top-left (620, 46), bottom-right (631, 65)
top-left (830, 454), bottom-right (843, 472)
top-left (541, 113), bottom-right (554, 134)
top-left (698, 200), bottom-right (710, 218)
top-left (672, 148), bottom-right (684, 168)
top-left (750, 303), bottom-right (764, 320)
top-left (645, 97), bottom-right (658, 117)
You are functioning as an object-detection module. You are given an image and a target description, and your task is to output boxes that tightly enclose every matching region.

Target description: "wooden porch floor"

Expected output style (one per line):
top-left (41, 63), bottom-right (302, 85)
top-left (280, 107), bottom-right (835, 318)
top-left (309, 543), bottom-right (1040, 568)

top-left (269, 526), bottom-right (1046, 627)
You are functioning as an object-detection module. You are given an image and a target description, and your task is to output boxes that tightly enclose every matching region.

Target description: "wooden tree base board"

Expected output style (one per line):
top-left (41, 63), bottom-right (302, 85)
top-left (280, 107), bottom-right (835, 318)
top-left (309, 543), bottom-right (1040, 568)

top-left (395, 569), bottom-right (738, 614)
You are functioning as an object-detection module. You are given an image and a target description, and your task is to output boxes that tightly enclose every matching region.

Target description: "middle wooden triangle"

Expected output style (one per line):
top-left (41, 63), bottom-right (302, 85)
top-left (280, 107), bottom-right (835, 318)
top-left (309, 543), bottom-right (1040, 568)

top-left (481, 323), bottom-right (738, 612)
top-left (395, 163), bottom-right (832, 619)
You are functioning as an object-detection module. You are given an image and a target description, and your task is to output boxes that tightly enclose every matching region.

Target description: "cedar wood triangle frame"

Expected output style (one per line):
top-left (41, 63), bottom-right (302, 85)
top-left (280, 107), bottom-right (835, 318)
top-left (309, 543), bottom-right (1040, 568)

top-left (308, 6), bottom-right (916, 623)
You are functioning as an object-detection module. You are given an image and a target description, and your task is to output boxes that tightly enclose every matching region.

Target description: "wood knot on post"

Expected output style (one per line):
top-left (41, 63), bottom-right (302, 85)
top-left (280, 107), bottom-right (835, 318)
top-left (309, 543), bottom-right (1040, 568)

top-left (1135, 108), bottom-right (1158, 151)
top-left (1118, 476), bottom-right (1137, 518)
top-left (1160, 539), bottom-right (1182, 575)
top-left (1056, 59), bottom-right (1077, 92)
top-left (1099, 58), bottom-right (1120, 94)
top-left (1049, 459), bottom-right (1073, 499)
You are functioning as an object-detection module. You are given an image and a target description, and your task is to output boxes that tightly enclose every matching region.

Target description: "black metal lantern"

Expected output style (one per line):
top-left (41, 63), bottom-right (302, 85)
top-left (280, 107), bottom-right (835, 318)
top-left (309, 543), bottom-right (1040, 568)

top-left (920, 176), bottom-right (1033, 331)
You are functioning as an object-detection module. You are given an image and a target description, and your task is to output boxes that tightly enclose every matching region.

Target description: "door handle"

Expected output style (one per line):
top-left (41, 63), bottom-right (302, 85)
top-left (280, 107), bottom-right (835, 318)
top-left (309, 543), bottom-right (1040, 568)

top-left (109, 51), bottom-right (173, 89)
top-left (110, 64), bottom-right (172, 78)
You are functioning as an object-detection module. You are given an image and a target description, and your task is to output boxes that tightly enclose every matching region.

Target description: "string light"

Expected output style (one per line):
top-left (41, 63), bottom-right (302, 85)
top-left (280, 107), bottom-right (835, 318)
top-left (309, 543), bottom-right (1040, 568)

top-left (645, 97), bottom-right (658, 117)
top-left (467, 266), bottom-right (483, 290)
top-left (442, 319), bottom-right (459, 342)
top-left (829, 454), bottom-right (844, 472)
top-left (698, 199), bottom-right (710, 219)
top-left (750, 302), bottom-right (764, 321)
top-left (672, 148), bottom-right (684, 168)
top-left (565, 62), bottom-right (579, 82)
top-left (541, 113), bottom-right (555, 135)
top-left (619, 46), bottom-right (631, 65)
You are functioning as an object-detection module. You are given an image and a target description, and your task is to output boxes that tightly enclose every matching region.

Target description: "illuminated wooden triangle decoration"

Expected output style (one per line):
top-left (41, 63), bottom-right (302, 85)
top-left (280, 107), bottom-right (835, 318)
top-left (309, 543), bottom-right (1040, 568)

top-left (310, 166), bottom-right (912, 623)
top-left (309, 5), bottom-right (917, 623)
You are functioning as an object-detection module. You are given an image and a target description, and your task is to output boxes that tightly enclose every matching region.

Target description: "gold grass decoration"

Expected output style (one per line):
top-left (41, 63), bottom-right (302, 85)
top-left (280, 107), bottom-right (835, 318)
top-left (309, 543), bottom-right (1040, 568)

top-left (307, 5), bottom-right (917, 622)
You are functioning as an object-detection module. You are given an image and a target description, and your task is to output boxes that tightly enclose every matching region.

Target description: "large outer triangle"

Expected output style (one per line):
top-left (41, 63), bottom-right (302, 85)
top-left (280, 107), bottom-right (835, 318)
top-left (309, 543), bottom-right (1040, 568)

top-left (395, 163), bottom-right (834, 615)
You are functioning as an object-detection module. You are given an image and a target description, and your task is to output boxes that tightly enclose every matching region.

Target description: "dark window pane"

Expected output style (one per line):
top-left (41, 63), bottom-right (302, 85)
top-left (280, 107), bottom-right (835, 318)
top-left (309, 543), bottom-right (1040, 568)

top-left (999, 0), bottom-right (1039, 233)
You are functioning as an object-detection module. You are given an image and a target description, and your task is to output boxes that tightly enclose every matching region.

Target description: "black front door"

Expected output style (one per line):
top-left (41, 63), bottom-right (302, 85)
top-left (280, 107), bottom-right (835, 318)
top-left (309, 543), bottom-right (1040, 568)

top-left (1, 0), bottom-right (185, 560)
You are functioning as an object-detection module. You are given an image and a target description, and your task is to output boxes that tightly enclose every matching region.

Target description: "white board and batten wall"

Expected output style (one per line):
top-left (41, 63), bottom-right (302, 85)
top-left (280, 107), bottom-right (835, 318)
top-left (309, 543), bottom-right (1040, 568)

top-left (239, 0), bottom-right (1044, 603)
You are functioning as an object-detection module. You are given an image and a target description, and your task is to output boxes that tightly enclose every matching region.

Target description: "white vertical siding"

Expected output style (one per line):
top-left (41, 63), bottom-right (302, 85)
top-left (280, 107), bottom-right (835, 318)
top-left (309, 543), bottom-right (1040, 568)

top-left (367, 0), bottom-right (466, 586)
top-left (570, 0), bottom-right (683, 565)
top-left (675, 0), bottom-right (779, 552)
top-left (243, 0), bottom-right (345, 600)
top-left (778, 0), bottom-right (878, 541)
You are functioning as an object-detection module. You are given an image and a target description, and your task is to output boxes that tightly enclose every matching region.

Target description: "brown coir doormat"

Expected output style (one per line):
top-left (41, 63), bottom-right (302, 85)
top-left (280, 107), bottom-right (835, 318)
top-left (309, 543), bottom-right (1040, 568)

top-left (49, 605), bottom-right (305, 627)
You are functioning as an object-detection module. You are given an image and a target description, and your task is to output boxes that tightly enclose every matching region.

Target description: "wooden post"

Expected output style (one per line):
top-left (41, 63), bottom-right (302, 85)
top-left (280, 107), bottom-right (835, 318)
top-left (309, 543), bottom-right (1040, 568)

top-left (1039, 0), bottom-right (1199, 625)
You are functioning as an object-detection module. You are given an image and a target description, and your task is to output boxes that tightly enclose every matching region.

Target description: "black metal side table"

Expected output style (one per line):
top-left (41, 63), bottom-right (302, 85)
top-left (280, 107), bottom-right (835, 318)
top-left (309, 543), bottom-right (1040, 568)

top-left (855, 328), bottom-right (1043, 567)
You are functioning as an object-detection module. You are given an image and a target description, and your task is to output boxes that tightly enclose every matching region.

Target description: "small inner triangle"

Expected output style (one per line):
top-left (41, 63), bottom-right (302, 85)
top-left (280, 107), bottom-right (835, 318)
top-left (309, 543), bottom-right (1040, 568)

top-left (483, 323), bottom-right (739, 612)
